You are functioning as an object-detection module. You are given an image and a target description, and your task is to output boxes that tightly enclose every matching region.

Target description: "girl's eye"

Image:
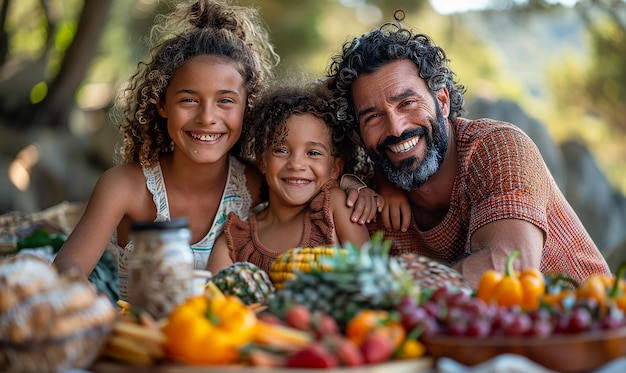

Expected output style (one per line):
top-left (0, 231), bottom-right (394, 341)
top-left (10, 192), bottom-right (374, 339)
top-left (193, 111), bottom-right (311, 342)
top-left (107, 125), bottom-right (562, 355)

top-left (180, 97), bottom-right (196, 103)
top-left (308, 150), bottom-right (323, 156)
top-left (272, 147), bottom-right (287, 155)
top-left (218, 97), bottom-right (236, 104)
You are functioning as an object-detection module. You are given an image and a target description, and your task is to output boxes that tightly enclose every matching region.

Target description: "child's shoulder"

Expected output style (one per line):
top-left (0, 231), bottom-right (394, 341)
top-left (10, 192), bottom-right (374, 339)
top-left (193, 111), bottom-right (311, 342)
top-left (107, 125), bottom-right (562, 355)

top-left (325, 183), bottom-right (348, 203)
top-left (98, 162), bottom-right (145, 187)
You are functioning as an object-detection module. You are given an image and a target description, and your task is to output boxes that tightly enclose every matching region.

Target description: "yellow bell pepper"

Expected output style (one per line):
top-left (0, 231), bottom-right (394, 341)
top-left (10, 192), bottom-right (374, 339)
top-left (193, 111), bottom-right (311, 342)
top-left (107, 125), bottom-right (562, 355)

top-left (162, 283), bottom-right (257, 365)
top-left (477, 251), bottom-right (545, 311)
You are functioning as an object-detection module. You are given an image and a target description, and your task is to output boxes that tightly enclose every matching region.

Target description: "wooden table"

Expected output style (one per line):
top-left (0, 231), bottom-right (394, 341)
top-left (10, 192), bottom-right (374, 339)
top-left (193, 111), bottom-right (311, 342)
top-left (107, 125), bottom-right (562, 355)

top-left (90, 357), bottom-right (434, 373)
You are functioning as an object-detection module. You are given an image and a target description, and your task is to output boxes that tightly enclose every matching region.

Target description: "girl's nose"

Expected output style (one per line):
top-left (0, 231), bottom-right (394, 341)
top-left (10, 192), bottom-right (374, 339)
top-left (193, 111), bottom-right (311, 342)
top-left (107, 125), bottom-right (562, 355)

top-left (287, 152), bottom-right (306, 170)
top-left (198, 103), bottom-right (217, 125)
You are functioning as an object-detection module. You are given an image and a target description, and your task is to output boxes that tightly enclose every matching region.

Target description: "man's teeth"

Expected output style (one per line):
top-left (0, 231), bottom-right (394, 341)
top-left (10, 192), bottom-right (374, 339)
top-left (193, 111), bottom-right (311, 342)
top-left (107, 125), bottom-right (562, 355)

top-left (389, 137), bottom-right (419, 153)
top-left (190, 133), bottom-right (220, 141)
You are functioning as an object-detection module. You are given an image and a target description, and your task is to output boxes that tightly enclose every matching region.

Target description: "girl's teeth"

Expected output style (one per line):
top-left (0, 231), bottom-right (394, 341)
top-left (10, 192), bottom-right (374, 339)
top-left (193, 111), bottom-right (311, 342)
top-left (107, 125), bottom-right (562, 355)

top-left (190, 133), bottom-right (220, 141)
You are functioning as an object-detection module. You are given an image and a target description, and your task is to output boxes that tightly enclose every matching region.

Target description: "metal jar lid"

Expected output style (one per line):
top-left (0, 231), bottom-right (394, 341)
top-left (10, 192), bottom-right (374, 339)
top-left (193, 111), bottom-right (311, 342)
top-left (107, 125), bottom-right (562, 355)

top-left (130, 217), bottom-right (189, 231)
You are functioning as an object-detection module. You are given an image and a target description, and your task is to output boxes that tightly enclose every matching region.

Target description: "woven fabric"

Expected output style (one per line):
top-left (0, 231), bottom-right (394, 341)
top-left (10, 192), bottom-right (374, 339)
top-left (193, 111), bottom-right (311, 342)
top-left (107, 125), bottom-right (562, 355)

top-left (371, 117), bottom-right (610, 283)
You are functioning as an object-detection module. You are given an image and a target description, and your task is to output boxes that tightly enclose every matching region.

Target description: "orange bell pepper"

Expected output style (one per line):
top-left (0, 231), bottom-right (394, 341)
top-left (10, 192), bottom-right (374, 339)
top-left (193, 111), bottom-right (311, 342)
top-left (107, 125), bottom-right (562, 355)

top-left (477, 251), bottom-right (545, 311)
top-left (162, 283), bottom-right (257, 365)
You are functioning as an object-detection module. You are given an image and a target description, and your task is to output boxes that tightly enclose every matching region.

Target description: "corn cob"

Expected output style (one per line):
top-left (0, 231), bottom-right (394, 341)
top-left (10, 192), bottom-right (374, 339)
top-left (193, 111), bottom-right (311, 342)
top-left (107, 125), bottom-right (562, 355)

top-left (269, 247), bottom-right (346, 289)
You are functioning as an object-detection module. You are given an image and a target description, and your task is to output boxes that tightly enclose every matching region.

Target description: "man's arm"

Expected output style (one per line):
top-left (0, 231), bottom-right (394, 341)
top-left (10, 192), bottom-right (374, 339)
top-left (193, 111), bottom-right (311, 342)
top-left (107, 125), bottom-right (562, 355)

top-left (454, 218), bottom-right (545, 287)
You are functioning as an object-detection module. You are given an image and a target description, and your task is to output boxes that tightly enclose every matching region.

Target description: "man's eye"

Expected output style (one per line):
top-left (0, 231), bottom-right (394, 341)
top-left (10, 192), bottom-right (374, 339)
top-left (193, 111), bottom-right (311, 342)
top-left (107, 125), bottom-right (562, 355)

top-left (362, 113), bottom-right (380, 125)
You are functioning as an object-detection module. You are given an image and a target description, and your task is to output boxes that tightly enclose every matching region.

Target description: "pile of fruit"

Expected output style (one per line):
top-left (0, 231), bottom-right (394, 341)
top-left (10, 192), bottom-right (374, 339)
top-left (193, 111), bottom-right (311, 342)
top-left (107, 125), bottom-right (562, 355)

top-left (98, 234), bottom-right (626, 369)
top-left (398, 252), bottom-right (626, 339)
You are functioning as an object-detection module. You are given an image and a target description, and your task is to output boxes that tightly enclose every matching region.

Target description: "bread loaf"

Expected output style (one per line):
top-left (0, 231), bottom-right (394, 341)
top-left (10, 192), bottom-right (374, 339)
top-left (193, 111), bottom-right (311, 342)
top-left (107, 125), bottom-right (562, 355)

top-left (0, 254), bottom-right (58, 312)
top-left (0, 254), bottom-right (116, 372)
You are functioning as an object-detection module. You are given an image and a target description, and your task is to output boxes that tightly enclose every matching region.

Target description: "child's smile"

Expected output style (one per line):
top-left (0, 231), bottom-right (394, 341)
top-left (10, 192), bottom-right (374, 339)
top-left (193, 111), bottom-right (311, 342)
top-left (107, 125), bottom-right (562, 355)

top-left (264, 113), bottom-right (342, 206)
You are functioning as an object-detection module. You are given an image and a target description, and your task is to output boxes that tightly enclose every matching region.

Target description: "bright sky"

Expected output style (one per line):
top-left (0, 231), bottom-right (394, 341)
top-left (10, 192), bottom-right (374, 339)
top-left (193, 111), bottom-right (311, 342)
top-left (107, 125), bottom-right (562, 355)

top-left (429, 0), bottom-right (579, 14)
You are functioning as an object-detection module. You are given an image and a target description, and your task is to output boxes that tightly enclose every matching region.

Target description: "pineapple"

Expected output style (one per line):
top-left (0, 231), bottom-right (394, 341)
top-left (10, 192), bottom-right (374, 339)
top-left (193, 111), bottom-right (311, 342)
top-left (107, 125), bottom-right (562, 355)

top-left (266, 232), bottom-right (420, 329)
top-left (395, 253), bottom-right (470, 292)
top-left (211, 262), bottom-right (276, 305)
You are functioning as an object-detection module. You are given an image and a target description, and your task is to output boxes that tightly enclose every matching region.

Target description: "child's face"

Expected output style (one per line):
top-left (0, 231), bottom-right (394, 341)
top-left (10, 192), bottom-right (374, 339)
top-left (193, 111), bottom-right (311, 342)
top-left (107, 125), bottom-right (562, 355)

top-left (261, 113), bottom-right (344, 206)
top-left (157, 55), bottom-right (247, 164)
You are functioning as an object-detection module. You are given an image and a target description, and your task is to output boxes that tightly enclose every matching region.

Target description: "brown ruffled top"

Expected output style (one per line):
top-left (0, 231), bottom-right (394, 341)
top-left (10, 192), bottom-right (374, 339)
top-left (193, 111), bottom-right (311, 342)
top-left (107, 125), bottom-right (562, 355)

top-left (224, 180), bottom-right (338, 273)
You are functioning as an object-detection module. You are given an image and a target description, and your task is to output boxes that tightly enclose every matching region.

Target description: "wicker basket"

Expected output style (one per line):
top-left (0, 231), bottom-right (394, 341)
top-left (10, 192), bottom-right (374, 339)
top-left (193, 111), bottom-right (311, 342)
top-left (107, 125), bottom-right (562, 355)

top-left (0, 324), bottom-right (112, 373)
top-left (0, 201), bottom-right (85, 256)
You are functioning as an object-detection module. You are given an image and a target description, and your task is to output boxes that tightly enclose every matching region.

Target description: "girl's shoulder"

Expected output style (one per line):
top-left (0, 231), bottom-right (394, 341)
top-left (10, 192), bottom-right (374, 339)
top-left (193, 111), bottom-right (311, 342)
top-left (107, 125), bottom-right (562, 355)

top-left (313, 180), bottom-right (346, 211)
top-left (98, 163), bottom-right (146, 191)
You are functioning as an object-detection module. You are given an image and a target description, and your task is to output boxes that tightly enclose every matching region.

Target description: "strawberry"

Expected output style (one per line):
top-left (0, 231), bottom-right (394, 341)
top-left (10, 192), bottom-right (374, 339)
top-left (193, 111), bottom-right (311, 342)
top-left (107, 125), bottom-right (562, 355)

top-left (360, 332), bottom-right (395, 364)
top-left (285, 343), bottom-right (339, 368)
top-left (284, 304), bottom-right (312, 331)
top-left (325, 334), bottom-right (364, 367)
top-left (312, 311), bottom-right (340, 338)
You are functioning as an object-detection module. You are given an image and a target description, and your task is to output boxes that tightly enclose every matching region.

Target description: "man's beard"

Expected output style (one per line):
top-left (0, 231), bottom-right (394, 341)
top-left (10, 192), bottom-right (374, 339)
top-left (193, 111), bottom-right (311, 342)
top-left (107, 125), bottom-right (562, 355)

top-left (368, 107), bottom-right (448, 191)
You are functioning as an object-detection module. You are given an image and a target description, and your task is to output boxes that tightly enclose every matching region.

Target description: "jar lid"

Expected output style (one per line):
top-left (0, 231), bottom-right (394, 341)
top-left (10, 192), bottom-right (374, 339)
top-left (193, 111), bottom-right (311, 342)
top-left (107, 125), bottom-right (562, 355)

top-left (130, 217), bottom-right (189, 231)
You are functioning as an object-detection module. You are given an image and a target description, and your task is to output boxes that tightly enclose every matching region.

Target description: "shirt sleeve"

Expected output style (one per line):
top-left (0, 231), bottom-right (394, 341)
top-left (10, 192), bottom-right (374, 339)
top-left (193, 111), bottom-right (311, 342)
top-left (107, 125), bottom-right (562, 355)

top-left (464, 126), bottom-right (551, 238)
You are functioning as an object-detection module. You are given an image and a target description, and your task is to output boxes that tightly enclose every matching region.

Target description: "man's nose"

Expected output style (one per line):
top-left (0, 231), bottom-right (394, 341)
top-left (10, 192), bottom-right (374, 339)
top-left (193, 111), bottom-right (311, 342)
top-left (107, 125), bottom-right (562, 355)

top-left (386, 111), bottom-right (409, 137)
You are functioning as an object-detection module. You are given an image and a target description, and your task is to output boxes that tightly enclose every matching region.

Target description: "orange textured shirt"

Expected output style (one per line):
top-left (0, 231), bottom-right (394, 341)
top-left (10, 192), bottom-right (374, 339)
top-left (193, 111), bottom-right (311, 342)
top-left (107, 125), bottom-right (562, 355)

top-left (371, 118), bottom-right (610, 283)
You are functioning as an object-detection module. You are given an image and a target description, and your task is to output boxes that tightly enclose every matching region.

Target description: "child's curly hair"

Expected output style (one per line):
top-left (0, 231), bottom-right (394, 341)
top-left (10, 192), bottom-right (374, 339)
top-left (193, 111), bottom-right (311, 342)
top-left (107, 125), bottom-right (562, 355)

top-left (113, 0), bottom-right (279, 166)
top-left (242, 82), bottom-right (374, 201)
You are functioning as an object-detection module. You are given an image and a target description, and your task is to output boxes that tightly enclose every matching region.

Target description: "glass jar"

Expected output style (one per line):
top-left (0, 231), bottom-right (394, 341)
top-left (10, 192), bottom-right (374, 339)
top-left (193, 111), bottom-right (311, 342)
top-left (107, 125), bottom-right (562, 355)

top-left (127, 218), bottom-right (193, 319)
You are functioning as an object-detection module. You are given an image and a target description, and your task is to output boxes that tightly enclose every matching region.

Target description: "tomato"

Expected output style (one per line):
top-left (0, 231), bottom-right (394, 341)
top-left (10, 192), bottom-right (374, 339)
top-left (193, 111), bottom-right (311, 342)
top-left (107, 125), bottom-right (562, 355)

top-left (345, 310), bottom-right (405, 348)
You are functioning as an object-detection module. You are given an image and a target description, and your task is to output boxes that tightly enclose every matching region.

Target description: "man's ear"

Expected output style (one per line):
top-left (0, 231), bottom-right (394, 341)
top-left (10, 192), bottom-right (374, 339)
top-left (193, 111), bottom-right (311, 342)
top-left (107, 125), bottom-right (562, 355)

top-left (332, 157), bottom-right (345, 180)
top-left (157, 99), bottom-right (168, 118)
top-left (437, 87), bottom-right (450, 118)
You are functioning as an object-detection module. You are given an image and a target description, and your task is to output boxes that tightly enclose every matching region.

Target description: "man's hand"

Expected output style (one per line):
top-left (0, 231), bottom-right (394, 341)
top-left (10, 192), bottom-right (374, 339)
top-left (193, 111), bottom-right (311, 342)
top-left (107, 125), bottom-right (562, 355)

top-left (340, 174), bottom-right (384, 225)
top-left (345, 186), bottom-right (384, 225)
top-left (375, 175), bottom-right (411, 232)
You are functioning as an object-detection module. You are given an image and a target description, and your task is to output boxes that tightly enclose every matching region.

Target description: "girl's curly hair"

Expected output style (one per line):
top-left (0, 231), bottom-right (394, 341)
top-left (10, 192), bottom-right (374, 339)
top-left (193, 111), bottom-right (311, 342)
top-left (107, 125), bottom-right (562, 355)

top-left (326, 11), bottom-right (466, 144)
top-left (113, 0), bottom-right (279, 166)
top-left (242, 82), bottom-right (374, 199)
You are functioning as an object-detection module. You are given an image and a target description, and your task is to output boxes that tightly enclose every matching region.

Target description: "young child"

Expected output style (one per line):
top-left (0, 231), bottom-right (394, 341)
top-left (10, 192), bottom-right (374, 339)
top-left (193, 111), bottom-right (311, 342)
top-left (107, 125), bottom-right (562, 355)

top-left (53, 0), bottom-right (279, 300)
top-left (207, 83), bottom-right (375, 274)
top-left (53, 0), bottom-right (377, 301)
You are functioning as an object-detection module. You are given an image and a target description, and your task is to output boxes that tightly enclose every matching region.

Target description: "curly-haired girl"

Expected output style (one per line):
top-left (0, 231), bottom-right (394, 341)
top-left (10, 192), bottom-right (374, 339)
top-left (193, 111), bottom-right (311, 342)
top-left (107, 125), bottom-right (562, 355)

top-left (207, 83), bottom-right (374, 274)
top-left (53, 0), bottom-right (280, 301)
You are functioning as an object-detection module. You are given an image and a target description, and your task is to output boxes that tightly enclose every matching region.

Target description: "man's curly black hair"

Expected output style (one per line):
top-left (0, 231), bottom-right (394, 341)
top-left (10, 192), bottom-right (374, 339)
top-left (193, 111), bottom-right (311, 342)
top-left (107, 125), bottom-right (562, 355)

top-left (326, 11), bottom-right (466, 144)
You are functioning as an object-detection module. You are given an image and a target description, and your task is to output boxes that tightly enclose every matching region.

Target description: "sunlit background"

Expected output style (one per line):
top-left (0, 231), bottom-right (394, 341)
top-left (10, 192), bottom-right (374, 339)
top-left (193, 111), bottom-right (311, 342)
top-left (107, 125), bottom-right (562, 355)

top-left (1, 0), bottom-right (625, 255)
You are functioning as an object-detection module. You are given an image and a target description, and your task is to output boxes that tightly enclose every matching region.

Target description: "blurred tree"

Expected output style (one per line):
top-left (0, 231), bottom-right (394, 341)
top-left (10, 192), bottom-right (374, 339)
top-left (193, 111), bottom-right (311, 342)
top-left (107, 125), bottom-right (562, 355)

top-left (0, 0), bottom-right (112, 130)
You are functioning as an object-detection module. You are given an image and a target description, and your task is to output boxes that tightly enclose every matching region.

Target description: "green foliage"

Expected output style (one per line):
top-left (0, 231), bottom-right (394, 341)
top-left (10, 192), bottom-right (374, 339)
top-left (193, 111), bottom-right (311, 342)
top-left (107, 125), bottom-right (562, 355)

top-left (16, 229), bottom-right (66, 253)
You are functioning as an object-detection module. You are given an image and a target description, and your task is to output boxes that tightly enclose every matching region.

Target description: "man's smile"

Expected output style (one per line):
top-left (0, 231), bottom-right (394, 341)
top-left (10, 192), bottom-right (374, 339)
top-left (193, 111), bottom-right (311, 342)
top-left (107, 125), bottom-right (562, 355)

top-left (388, 136), bottom-right (420, 154)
